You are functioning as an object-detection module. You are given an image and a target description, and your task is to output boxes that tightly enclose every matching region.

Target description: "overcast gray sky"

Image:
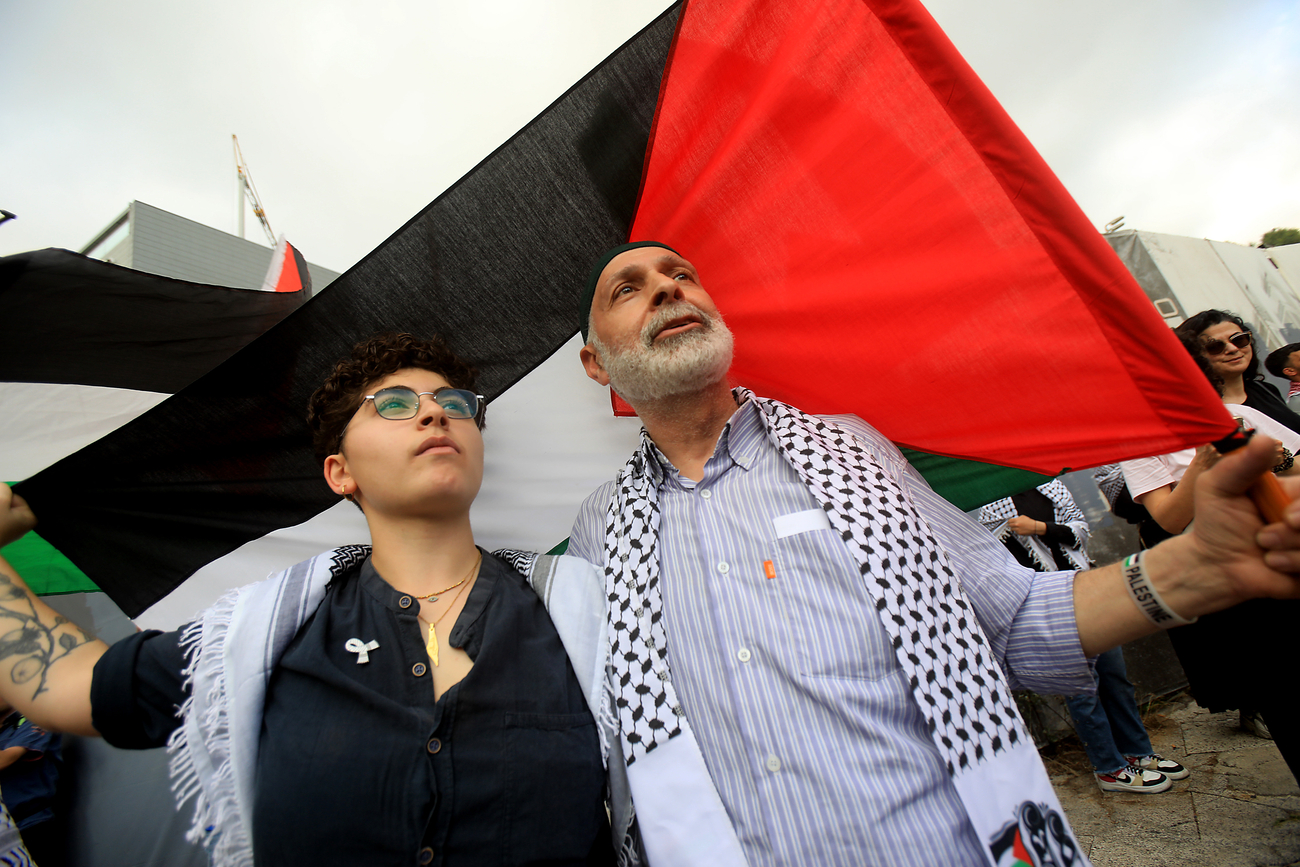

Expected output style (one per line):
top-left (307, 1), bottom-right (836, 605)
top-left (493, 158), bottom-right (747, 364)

top-left (3, 0), bottom-right (1296, 274)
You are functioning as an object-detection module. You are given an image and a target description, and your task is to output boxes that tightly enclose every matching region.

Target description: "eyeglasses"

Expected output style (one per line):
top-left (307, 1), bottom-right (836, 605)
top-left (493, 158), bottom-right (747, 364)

top-left (1201, 332), bottom-right (1252, 356)
top-left (362, 386), bottom-right (486, 425)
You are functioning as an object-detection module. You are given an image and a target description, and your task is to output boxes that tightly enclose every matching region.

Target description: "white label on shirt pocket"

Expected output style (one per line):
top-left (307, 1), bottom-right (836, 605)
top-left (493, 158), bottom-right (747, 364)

top-left (772, 508), bottom-right (832, 539)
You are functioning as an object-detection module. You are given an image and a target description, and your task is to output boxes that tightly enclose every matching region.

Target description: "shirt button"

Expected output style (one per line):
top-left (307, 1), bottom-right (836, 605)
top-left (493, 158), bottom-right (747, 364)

top-left (412, 663), bottom-right (427, 677)
top-left (737, 648), bottom-right (752, 663)
top-left (398, 595), bottom-right (413, 608)
top-left (700, 489), bottom-right (712, 500)
top-left (418, 847), bottom-right (434, 865)
top-left (766, 754), bottom-right (781, 772)
top-left (426, 738), bottom-right (442, 754)
top-left (717, 561), bottom-right (729, 574)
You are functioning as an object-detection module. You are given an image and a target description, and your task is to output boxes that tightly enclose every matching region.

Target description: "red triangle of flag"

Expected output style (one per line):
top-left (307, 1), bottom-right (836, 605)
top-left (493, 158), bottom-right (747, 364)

top-left (629, 0), bottom-right (1231, 476)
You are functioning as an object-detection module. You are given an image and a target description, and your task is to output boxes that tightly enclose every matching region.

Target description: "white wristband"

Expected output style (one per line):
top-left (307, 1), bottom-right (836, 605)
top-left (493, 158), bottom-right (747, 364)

top-left (1123, 552), bottom-right (1197, 628)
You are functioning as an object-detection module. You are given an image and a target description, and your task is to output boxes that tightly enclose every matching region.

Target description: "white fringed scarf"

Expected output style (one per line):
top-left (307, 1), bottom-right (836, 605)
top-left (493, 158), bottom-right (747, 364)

top-left (167, 545), bottom-right (370, 867)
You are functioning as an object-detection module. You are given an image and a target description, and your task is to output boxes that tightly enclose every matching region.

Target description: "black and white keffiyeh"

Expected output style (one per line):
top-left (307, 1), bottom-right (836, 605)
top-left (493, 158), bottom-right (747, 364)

top-left (979, 480), bottom-right (1091, 574)
top-left (605, 390), bottom-right (1020, 771)
top-left (603, 442), bottom-right (686, 761)
top-left (1091, 463), bottom-right (1126, 510)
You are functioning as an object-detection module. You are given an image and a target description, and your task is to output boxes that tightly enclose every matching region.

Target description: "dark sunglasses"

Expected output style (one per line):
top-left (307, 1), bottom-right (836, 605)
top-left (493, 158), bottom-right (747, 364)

top-left (1201, 332), bottom-right (1251, 356)
top-left (362, 386), bottom-right (486, 425)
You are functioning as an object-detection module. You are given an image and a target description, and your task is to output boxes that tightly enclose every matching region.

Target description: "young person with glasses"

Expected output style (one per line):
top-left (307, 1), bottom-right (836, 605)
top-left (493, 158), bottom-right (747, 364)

top-left (0, 333), bottom-right (615, 867)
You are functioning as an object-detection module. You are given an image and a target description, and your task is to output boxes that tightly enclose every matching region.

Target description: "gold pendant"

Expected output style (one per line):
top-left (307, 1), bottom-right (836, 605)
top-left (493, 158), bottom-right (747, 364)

top-left (426, 622), bottom-right (440, 667)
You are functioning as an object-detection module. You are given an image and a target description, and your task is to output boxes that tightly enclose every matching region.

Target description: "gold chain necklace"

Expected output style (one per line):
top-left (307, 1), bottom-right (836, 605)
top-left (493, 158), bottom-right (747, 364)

top-left (416, 551), bottom-right (481, 666)
top-left (411, 553), bottom-right (480, 601)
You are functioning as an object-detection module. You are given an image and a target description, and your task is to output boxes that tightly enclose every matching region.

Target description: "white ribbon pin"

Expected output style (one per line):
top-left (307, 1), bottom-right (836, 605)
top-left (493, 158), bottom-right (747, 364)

top-left (345, 638), bottom-right (379, 664)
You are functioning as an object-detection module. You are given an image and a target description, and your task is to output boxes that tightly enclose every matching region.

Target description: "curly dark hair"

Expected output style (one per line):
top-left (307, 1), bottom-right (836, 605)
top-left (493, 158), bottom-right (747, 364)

top-left (307, 332), bottom-right (481, 464)
top-left (1173, 309), bottom-right (1261, 382)
top-left (1177, 330), bottom-right (1224, 397)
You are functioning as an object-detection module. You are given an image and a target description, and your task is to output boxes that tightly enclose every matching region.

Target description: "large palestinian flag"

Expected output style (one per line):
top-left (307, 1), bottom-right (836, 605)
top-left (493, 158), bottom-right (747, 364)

top-left (10, 0), bottom-right (1231, 622)
top-left (0, 248), bottom-right (311, 604)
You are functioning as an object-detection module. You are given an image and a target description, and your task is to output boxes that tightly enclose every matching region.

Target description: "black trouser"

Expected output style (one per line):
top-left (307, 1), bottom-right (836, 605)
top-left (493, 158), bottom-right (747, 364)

top-left (1261, 702), bottom-right (1300, 788)
top-left (19, 818), bottom-right (66, 867)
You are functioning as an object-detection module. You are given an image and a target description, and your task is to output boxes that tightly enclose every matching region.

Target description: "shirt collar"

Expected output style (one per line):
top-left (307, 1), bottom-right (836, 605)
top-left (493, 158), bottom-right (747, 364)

top-left (359, 549), bottom-right (498, 637)
top-left (636, 390), bottom-right (763, 483)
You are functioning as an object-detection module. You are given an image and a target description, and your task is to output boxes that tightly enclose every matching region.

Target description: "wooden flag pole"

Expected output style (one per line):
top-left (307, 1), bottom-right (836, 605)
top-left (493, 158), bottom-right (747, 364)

top-left (1250, 472), bottom-right (1292, 526)
top-left (1213, 428), bottom-right (1293, 525)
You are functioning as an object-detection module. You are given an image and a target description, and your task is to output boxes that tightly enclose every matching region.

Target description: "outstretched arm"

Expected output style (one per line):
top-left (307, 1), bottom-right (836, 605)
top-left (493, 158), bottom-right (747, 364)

top-left (1075, 435), bottom-right (1300, 656)
top-left (0, 485), bottom-right (106, 736)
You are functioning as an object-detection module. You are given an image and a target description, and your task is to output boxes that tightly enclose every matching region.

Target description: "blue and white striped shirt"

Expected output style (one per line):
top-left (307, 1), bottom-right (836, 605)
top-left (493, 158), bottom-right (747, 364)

top-left (570, 399), bottom-right (1091, 867)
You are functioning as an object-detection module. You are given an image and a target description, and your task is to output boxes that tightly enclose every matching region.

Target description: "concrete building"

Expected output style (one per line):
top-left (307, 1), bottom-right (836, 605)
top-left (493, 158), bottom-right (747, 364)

top-left (79, 200), bottom-right (339, 291)
top-left (1106, 230), bottom-right (1300, 348)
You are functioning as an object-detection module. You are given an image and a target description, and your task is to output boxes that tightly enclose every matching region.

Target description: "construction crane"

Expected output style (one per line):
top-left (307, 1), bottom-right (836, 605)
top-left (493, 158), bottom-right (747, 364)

top-left (232, 134), bottom-right (276, 245)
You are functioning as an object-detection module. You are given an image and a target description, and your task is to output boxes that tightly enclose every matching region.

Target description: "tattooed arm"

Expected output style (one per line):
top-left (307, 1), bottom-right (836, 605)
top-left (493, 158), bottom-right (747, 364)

top-left (0, 485), bottom-right (106, 736)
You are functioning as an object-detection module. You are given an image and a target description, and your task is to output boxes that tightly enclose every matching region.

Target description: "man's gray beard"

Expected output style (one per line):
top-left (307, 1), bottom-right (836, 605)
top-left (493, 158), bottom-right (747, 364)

top-left (592, 305), bottom-right (735, 404)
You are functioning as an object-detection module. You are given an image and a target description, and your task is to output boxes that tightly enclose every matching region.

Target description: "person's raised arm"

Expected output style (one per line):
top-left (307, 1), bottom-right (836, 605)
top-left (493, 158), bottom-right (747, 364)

top-left (1074, 435), bottom-right (1300, 656)
top-left (0, 485), bottom-right (106, 736)
top-left (1135, 444), bottom-right (1222, 534)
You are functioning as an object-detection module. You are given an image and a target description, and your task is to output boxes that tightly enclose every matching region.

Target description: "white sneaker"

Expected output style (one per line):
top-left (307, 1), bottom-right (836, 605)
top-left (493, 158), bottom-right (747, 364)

top-left (1127, 753), bottom-right (1189, 781)
top-left (1095, 765), bottom-right (1171, 793)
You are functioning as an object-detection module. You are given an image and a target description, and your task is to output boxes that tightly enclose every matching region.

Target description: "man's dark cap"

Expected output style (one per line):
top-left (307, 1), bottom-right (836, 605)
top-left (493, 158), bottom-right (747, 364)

top-left (580, 241), bottom-right (681, 342)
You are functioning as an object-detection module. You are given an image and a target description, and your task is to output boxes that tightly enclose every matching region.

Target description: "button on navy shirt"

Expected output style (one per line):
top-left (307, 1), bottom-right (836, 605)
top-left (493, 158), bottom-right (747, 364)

top-left (91, 552), bottom-right (613, 866)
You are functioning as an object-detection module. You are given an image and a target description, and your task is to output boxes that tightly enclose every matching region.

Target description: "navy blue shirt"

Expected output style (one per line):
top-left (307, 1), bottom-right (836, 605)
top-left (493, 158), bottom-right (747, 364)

top-left (0, 712), bottom-right (59, 830)
top-left (91, 552), bottom-right (613, 866)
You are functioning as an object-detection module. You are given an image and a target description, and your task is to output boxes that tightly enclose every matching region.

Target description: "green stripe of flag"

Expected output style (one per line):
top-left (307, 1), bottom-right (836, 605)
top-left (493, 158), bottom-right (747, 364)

top-left (2, 484), bottom-right (99, 595)
top-left (1, 532), bottom-right (100, 595)
top-left (900, 449), bottom-right (1056, 513)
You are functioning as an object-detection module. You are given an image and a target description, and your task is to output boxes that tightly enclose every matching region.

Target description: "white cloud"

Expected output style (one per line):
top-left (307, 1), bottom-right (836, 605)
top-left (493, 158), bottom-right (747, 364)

top-left (926, 0), bottom-right (1300, 243)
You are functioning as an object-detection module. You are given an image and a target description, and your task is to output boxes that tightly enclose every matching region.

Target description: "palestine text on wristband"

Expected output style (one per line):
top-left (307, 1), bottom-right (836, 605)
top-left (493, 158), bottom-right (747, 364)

top-left (1122, 552), bottom-right (1197, 628)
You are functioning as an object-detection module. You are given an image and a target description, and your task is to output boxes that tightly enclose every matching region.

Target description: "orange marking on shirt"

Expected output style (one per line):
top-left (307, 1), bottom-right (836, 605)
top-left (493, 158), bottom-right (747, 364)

top-left (763, 560), bottom-right (776, 580)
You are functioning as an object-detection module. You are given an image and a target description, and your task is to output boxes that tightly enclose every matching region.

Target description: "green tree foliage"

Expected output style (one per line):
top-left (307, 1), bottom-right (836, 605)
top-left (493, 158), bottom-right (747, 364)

top-left (1262, 228), bottom-right (1300, 247)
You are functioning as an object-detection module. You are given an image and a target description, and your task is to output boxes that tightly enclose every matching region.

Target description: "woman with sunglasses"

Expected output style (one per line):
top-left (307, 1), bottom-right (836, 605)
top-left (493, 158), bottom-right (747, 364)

top-left (1122, 329), bottom-right (1300, 544)
top-left (1120, 330), bottom-right (1300, 784)
top-left (1174, 309), bottom-right (1300, 433)
top-left (0, 333), bottom-right (615, 866)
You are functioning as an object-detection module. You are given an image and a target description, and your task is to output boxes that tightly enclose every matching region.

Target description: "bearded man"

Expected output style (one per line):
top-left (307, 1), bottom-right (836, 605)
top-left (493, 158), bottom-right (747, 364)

top-left (563, 241), bottom-right (1300, 867)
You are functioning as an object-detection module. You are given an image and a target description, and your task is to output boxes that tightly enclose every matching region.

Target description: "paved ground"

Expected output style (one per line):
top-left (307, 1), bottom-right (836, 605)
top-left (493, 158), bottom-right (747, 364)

top-left (1046, 694), bottom-right (1300, 866)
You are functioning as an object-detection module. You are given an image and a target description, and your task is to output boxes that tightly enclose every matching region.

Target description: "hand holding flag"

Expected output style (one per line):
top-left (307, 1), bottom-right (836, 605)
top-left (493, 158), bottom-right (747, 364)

top-left (0, 486), bottom-right (36, 550)
top-left (1189, 435), bottom-right (1300, 597)
top-left (1075, 435), bottom-right (1300, 656)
